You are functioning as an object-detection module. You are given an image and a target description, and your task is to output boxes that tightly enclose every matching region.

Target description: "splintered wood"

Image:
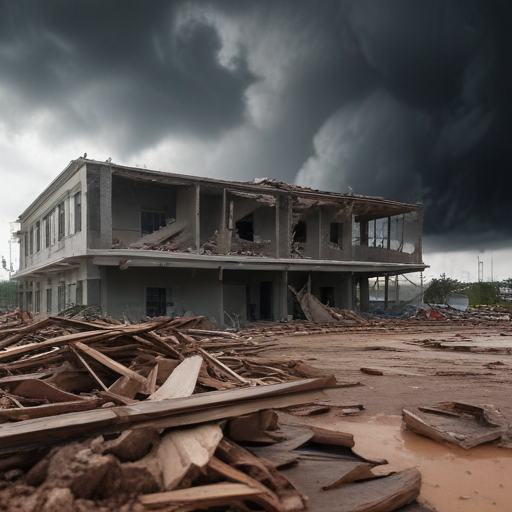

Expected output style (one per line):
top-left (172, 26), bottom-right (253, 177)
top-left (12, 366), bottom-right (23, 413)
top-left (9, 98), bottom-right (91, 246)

top-left (0, 315), bottom-right (426, 512)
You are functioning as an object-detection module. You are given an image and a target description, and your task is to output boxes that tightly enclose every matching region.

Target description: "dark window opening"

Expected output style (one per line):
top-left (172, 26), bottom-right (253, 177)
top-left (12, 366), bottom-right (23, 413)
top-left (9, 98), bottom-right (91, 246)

top-left (141, 210), bottom-right (166, 235)
top-left (320, 287), bottom-right (335, 307)
top-left (46, 288), bottom-right (52, 313)
top-left (293, 221), bottom-right (307, 243)
top-left (35, 222), bottom-right (41, 252)
top-left (330, 222), bottom-right (343, 248)
top-left (57, 284), bottom-right (65, 312)
top-left (29, 227), bottom-right (34, 254)
top-left (260, 281), bottom-right (273, 320)
top-left (58, 202), bottom-right (65, 240)
top-left (235, 214), bottom-right (254, 241)
top-left (35, 283), bottom-right (41, 313)
top-left (74, 192), bottom-right (82, 233)
top-left (45, 216), bottom-right (50, 247)
top-left (24, 232), bottom-right (28, 257)
top-left (146, 287), bottom-right (167, 317)
top-left (76, 281), bottom-right (83, 305)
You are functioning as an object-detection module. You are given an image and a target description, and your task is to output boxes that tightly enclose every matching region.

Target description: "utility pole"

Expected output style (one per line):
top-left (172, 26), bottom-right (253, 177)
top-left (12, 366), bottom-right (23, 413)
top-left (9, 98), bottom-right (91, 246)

top-left (477, 256), bottom-right (484, 283)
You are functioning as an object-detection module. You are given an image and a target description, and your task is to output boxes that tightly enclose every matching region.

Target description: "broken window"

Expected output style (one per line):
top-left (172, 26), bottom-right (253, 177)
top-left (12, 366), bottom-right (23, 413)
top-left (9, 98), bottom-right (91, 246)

top-left (146, 287), bottom-right (167, 317)
top-left (58, 202), bottom-right (65, 240)
top-left (329, 222), bottom-right (343, 248)
top-left (293, 221), bottom-right (307, 243)
top-left (141, 210), bottom-right (166, 235)
top-left (74, 192), bottom-right (82, 233)
top-left (235, 213), bottom-right (254, 241)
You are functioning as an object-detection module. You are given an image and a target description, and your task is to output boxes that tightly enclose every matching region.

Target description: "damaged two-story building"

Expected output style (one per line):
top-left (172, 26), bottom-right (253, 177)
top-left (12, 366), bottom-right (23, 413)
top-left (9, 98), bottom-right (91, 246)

top-left (14, 158), bottom-right (427, 324)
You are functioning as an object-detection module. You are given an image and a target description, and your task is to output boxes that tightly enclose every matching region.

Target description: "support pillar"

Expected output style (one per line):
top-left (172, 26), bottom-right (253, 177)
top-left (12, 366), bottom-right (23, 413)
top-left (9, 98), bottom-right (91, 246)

top-left (359, 276), bottom-right (370, 313)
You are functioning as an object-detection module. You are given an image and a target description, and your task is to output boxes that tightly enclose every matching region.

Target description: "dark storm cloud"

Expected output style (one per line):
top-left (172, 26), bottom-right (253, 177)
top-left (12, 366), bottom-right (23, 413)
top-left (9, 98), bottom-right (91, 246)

top-left (1, 0), bottom-right (511, 248)
top-left (0, 0), bottom-right (254, 151)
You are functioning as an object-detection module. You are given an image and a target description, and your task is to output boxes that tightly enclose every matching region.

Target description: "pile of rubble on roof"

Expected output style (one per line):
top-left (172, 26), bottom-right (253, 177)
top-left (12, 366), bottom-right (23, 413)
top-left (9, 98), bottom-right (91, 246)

top-left (0, 315), bottom-right (427, 511)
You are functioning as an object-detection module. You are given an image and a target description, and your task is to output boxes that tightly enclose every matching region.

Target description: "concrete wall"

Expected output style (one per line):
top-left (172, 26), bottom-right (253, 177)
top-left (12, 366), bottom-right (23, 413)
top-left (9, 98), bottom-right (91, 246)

top-left (103, 266), bottom-right (222, 322)
top-left (20, 165), bottom-right (87, 271)
top-left (87, 164), bottom-right (112, 250)
top-left (111, 175), bottom-right (177, 245)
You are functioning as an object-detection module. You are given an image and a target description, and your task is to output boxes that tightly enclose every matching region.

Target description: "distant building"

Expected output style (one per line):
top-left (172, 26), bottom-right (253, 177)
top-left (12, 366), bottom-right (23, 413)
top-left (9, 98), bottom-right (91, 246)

top-left (14, 158), bottom-right (426, 324)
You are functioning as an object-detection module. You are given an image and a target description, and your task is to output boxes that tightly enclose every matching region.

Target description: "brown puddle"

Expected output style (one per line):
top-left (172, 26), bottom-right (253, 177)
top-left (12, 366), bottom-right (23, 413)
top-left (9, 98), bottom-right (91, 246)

top-left (302, 414), bottom-right (512, 512)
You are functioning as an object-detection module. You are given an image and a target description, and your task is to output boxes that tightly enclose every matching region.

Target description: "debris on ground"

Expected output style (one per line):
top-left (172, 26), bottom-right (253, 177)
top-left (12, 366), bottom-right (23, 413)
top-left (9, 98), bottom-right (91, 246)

top-left (0, 314), bottom-right (429, 511)
top-left (402, 402), bottom-right (509, 449)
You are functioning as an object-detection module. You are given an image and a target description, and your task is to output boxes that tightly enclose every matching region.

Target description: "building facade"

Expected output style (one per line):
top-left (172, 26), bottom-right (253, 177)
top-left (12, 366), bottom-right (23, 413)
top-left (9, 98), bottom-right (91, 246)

top-left (14, 158), bottom-right (426, 324)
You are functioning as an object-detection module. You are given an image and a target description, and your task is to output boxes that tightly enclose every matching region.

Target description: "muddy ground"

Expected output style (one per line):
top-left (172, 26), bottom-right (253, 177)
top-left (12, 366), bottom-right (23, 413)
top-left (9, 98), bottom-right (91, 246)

top-left (263, 322), bottom-right (512, 512)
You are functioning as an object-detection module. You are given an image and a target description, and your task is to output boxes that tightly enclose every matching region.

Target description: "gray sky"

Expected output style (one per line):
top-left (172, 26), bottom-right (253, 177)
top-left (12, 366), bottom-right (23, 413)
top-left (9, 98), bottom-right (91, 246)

top-left (1, 0), bottom-right (511, 282)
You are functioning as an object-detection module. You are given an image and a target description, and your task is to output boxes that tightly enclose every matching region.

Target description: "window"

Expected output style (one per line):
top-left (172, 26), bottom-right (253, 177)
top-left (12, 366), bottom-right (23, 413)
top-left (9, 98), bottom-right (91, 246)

top-left (35, 221), bottom-right (41, 252)
top-left (235, 213), bottom-right (254, 241)
top-left (35, 283), bottom-right (41, 313)
top-left (141, 210), bottom-right (166, 235)
top-left (45, 215), bottom-right (51, 247)
top-left (330, 222), bottom-right (343, 248)
top-left (57, 283), bottom-right (65, 312)
top-left (24, 232), bottom-right (28, 257)
top-left (146, 287), bottom-right (167, 317)
top-left (58, 202), bottom-right (65, 240)
top-left (46, 288), bottom-right (52, 313)
top-left (74, 192), bottom-right (82, 233)
top-left (76, 280), bottom-right (83, 305)
top-left (29, 227), bottom-right (34, 254)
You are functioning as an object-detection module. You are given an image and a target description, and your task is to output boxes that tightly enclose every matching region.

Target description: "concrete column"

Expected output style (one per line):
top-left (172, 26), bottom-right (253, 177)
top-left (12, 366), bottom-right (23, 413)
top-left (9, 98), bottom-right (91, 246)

top-left (384, 275), bottom-right (389, 311)
top-left (278, 270), bottom-right (288, 320)
top-left (195, 184), bottom-right (201, 253)
top-left (86, 164), bottom-right (112, 249)
top-left (219, 266), bottom-right (224, 326)
top-left (359, 276), bottom-right (370, 313)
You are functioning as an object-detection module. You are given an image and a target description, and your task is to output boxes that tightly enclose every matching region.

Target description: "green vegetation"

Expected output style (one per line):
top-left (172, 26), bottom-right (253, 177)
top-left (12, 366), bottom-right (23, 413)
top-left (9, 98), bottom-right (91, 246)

top-left (425, 274), bottom-right (501, 306)
top-left (460, 281), bottom-right (499, 306)
top-left (0, 280), bottom-right (18, 311)
top-left (424, 274), bottom-right (461, 304)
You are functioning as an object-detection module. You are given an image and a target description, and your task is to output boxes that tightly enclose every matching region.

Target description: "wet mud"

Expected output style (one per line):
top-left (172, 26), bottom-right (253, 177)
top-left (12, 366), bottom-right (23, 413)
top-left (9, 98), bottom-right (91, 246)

top-left (302, 415), bottom-right (512, 512)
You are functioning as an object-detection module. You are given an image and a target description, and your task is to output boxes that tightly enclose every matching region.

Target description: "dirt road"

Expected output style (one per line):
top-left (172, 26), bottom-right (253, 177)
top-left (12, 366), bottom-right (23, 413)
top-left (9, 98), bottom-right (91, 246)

top-left (263, 322), bottom-right (512, 511)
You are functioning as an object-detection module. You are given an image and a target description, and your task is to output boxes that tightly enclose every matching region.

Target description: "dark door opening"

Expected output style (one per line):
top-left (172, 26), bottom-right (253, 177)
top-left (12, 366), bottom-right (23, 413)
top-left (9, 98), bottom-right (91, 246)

top-left (260, 282), bottom-right (273, 320)
top-left (146, 287), bottom-right (166, 317)
top-left (320, 286), bottom-right (335, 307)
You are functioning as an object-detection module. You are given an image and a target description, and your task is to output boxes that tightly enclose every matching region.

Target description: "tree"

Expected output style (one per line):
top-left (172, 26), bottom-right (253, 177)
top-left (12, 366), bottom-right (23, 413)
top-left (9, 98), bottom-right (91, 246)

top-left (461, 281), bottom-right (499, 306)
top-left (424, 274), bottom-right (461, 304)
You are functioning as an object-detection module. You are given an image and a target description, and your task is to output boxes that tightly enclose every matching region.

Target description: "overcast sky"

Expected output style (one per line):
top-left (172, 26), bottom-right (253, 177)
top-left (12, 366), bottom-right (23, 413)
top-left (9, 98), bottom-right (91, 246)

top-left (1, 0), bottom-right (511, 282)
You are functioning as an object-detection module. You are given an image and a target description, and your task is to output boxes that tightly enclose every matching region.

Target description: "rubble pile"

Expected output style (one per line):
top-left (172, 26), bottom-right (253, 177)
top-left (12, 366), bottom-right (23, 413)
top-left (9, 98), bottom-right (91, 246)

top-left (0, 315), bottom-right (428, 511)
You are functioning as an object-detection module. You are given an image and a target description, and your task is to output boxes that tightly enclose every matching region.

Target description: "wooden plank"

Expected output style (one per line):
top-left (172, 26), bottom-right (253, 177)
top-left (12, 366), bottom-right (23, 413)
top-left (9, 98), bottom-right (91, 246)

top-left (283, 463), bottom-right (421, 512)
top-left (73, 341), bottom-right (147, 385)
top-left (108, 375), bottom-right (143, 399)
top-left (0, 399), bottom-right (101, 422)
top-left (196, 347), bottom-right (249, 384)
top-left (70, 345), bottom-right (109, 392)
top-left (148, 356), bottom-right (202, 401)
top-left (309, 425), bottom-right (355, 448)
top-left (5, 379), bottom-right (87, 403)
top-left (141, 364), bottom-right (158, 395)
top-left (208, 456), bottom-right (285, 512)
top-left (216, 438), bottom-right (306, 511)
top-left (0, 378), bottom-right (333, 452)
top-left (155, 423), bottom-right (223, 490)
top-left (139, 482), bottom-right (264, 509)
